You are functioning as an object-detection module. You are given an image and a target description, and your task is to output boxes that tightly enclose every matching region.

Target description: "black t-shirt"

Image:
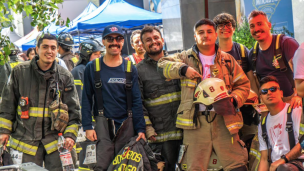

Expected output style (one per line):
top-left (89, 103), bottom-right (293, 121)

top-left (248, 35), bottom-right (299, 97)
top-left (225, 42), bottom-right (250, 73)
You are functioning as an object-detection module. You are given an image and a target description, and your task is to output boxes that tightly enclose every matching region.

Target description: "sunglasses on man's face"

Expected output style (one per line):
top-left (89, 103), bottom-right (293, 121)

top-left (260, 86), bottom-right (280, 95)
top-left (104, 36), bottom-right (124, 43)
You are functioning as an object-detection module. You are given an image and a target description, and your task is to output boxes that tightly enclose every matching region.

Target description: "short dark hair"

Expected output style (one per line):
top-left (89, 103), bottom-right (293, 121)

top-left (259, 76), bottom-right (279, 89)
top-left (248, 10), bottom-right (268, 21)
top-left (26, 47), bottom-right (36, 57)
top-left (213, 13), bottom-right (236, 29)
top-left (59, 43), bottom-right (71, 52)
top-left (194, 18), bottom-right (216, 32)
top-left (130, 30), bottom-right (142, 45)
top-left (140, 26), bottom-right (162, 43)
top-left (37, 34), bottom-right (58, 48)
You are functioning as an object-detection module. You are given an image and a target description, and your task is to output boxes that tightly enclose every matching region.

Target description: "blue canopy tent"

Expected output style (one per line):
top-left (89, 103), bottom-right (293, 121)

top-left (67, 0), bottom-right (162, 35)
top-left (21, 2), bottom-right (98, 51)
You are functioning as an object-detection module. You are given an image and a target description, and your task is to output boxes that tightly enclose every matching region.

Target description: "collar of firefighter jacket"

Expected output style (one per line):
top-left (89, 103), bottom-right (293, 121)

top-left (60, 51), bottom-right (73, 59)
top-left (32, 55), bottom-right (58, 79)
top-left (191, 43), bottom-right (221, 63)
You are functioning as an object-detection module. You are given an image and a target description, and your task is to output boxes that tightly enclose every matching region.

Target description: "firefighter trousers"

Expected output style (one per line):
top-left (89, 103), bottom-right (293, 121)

top-left (181, 112), bottom-right (248, 171)
top-left (94, 115), bottom-right (135, 171)
top-left (22, 142), bottom-right (77, 171)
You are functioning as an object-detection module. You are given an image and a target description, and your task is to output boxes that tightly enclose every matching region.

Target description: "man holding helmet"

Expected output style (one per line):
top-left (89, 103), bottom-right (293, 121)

top-left (157, 18), bottom-right (250, 170)
top-left (57, 32), bottom-right (75, 71)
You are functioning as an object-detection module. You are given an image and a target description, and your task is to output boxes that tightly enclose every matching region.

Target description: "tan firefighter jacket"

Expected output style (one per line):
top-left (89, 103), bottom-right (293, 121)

top-left (0, 56), bottom-right (81, 156)
top-left (157, 45), bottom-right (250, 134)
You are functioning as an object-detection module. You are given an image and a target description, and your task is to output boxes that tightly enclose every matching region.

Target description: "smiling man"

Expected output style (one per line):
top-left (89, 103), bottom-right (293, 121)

top-left (137, 26), bottom-right (182, 171)
top-left (81, 24), bottom-right (146, 170)
top-left (157, 18), bottom-right (250, 170)
top-left (247, 10), bottom-right (301, 108)
top-left (257, 76), bottom-right (304, 171)
top-left (0, 34), bottom-right (81, 171)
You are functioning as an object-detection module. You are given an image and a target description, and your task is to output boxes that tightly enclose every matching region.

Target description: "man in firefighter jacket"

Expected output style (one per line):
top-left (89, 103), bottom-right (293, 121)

top-left (57, 32), bottom-right (75, 71)
top-left (137, 26), bottom-right (182, 171)
top-left (157, 18), bottom-right (250, 170)
top-left (0, 34), bottom-right (81, 171)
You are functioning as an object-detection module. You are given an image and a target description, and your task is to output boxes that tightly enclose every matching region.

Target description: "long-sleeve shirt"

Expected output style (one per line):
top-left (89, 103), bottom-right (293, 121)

top-left (81, 57), bottom-right (145, 133)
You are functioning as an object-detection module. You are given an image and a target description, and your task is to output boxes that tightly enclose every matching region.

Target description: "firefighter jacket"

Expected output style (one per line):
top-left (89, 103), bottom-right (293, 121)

top-left (137, 53), bottom-right (182, 143)
top-left (0, 62), bottom-right (11, 102)
top-left (71, 64), bottom-right (85, 107)
top-left (60, 51), bottom-right (75, 71)
top-left (157, 44), bottom-right (250, 134)
top-left (8, 55), bottom-right (22, 69)
top-left (0, 56), bottom-right (81, 156)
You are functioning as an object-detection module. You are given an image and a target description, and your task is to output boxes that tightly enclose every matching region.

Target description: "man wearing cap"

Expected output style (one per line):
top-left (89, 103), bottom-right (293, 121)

top-left (81, 24), bottom-right (146, 170)
top-left (57, 32), bottom-right (75, 71)
top-left (157, 18), bottom-right (250, 170)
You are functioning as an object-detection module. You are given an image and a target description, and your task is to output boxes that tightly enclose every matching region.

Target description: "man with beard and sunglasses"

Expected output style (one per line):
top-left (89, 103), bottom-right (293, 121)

top-left (81, 24), bottom-right (146, 170)
top-left (136, 26), bottom-right (182, 171)
top-left (257, 76), bottom-right (304, 171)
top-left (157, 18), bottom-right (250, 171)
top-left (247, 10), bottom-right (301, 109)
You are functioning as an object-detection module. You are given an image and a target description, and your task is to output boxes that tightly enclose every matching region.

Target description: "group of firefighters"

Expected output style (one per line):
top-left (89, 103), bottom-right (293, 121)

top-left (1, 9), bottom-right (304, 171)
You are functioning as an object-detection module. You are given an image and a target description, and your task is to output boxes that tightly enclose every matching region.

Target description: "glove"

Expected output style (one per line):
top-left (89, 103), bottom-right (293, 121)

top-left (49, 99), bottom-right (69, 132)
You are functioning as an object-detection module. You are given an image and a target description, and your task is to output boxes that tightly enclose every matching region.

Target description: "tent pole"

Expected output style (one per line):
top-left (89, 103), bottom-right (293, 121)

top-left (125, 30), bottom-right (129, 55)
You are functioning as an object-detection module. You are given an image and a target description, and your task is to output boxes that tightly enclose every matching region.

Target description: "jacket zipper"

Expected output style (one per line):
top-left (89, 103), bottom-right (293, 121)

top-left (42, 79), bottom-right (49, 139)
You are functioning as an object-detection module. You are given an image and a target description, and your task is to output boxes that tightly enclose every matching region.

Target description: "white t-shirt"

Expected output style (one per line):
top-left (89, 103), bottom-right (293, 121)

top-left (258, 103), bottom-right (304, 162)
top-left (293, 42), bottom-right (304, 79)
top-left (198, 52), bottom-right (216, 111)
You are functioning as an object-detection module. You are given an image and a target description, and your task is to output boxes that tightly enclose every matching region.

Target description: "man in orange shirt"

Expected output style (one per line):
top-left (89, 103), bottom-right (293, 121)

top-left (125, 30), bottom-right (145, 65)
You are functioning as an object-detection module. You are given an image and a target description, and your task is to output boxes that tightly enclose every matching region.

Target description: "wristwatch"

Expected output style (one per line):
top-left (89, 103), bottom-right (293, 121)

top-left (281, 154), bottom-right (289, 163)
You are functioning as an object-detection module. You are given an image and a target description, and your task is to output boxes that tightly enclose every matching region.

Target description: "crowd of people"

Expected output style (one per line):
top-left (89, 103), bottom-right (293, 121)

top-left (1, 9), bottom-right (304, 171)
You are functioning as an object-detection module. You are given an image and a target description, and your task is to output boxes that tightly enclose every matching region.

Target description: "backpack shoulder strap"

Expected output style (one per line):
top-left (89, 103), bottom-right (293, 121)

top-left (274, 34), bottom-right (287, 72)
top-left (124, 59), bottom-right (133, 117)
top-left (252, 41), bottom-right (259, 72)
top-left (93, 57), bottom-right (104, 116)
top-left (261, 114), bottom-right (272, 162)
top-left (286, 105), bottom-right (295, 149)
top-left (238, 43), bottom-right (248, 72)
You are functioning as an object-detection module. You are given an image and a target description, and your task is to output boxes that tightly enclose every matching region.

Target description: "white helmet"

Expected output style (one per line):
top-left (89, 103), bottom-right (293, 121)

top-left (193, 78), bottom-right (230, 106)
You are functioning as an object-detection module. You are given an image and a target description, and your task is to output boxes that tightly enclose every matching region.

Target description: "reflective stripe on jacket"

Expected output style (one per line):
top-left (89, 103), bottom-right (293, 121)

top-left (0, 56), bottom-right (81, 156)
top-left (137, 53), bottom-right (182, 143)
top-left (157, 45), bottom-right (250, 133)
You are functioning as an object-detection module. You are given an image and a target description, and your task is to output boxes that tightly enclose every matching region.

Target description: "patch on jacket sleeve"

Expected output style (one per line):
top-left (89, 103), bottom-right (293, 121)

top-left (65, 86), bottom-right (73, 92)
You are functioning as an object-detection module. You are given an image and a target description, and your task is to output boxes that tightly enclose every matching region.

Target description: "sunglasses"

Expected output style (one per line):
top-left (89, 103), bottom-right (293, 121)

top-left (260, 86), bottom-right (280, 95)
top-left (217, 22), bottom-right (233, 30)
top-left (104, 36), bottom-right (124, 43)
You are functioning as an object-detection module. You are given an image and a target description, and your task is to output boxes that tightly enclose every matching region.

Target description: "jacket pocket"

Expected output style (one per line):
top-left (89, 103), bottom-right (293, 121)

top-left (176, 100), bottom-right (196, 128)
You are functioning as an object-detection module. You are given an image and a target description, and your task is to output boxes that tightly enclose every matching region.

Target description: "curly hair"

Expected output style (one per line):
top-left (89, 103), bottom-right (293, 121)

top-left (213, 13), bottom-right (236, 29)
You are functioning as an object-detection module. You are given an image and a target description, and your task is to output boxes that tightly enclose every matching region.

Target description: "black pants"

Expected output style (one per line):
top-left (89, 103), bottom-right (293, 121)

top-left (149, 140), bottom-right (182, 171)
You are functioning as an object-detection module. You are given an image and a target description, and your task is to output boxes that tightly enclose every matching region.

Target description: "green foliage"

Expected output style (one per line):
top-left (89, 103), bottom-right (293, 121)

top-left (0, 0), bottom-right (70, 65)
top-left (232, 17), bottom-right (256, 49)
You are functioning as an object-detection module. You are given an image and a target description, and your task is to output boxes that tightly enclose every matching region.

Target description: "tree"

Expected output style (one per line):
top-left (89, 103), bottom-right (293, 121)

top-left (0, 0), bottom-right (70, 65)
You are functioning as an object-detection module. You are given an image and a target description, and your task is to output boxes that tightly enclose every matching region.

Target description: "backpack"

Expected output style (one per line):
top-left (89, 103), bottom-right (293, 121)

top-left (251, 34), bottom-right (295, 88)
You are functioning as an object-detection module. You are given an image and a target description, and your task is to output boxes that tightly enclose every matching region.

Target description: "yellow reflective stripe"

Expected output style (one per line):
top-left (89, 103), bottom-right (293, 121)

top-left (17, 106), bottom-right (50, 117)
top-left (181, 79), bottom-right (197, 87)
top-left (240, 44), bottom-right (245, 58)
top-left (79, 167), bottom-right (91, 171)
top-left (144, 91), bottom-right (181, 107)
top-left (276, 34), bottom-right (281, 50)
top-left (126, 60), bottom-right (131, 72)
top-left (148, 130), bottom-right (183, 143)
top-left (64, 124), bottom-right (79, 137)
top-left (262, 116), bottom-right (266, 125)
top-left (164, 63), bottom-right (173, 79)
top-left (0, 117), bottom-right (12, 131)
top-left (233, 72), bottom-right (245, 83)
top-left (249, 148), bottom-right (261, 171)
top-left (253, 42), bottom-right (258, 54)
top-left (9, 62), bottom-right (21, 69)
top-left (72, 57), bottom-right (78, 64)
top-left (300, 124), bottom-right (304, 135)
top-left (144, 116), bottom-right (152, 125)
top-left (176, 117), bottom-right (194, 127)
top-left (287, 106), bottom-right (292, 113)
top-left (74, 79), bottom-right (83, 90)
top-left (226, 122), bottom-right (243, 131)
top-left (76, 147), bottom-right (82, 153)
top-left (96, 58), bottom-right (100, 71)
top-left (10, 137), bottom-right (38, 156)
top-left (44, 140), bottom-right (58, 154)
